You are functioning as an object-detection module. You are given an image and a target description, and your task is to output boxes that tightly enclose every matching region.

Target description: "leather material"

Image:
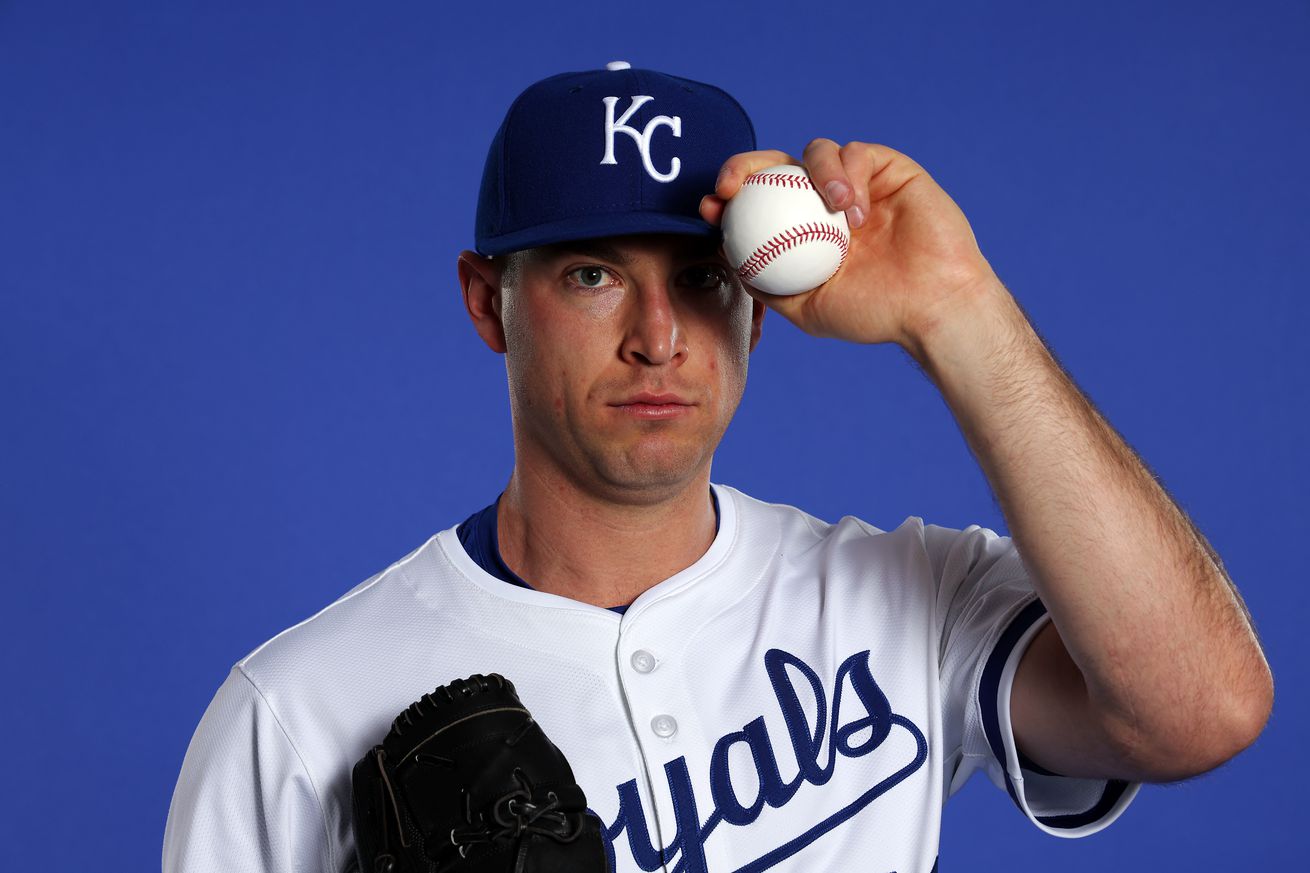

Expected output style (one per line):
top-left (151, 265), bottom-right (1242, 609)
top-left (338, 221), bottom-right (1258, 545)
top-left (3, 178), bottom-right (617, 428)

top-left (352, 674), bottom-right (607, 873)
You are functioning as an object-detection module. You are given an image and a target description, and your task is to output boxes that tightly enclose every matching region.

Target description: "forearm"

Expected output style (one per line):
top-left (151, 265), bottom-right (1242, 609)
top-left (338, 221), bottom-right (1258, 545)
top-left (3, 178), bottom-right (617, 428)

top-left (907, 277), bottom-right (1272, 775)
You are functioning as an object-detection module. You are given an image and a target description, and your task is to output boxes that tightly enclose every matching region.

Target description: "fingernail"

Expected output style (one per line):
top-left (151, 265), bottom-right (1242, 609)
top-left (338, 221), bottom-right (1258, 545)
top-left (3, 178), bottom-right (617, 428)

top-left (847, 204), bottom-right (865, 229)
top-left (824, 180), bottom-right (850, 208)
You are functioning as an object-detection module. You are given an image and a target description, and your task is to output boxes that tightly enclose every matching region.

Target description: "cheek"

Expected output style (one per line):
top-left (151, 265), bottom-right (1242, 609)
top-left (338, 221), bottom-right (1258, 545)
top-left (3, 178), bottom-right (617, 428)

top-left (507, 319), bottom-right (606, 418)
top-left (504, 300), bottom-right (559, 411)
top-left (699, 319), bottom-right (750, 414)
top-left (582, 289), bottom-right (625, 322)
top-left (719, 291), bottom-right (756, 368)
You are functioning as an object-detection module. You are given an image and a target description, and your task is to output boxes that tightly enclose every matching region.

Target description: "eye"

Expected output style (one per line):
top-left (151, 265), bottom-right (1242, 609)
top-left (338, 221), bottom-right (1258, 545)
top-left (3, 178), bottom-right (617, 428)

top-left (566, 265), bottom-right (619, 289)
top-left (679, 264), bottom-right (732, 290)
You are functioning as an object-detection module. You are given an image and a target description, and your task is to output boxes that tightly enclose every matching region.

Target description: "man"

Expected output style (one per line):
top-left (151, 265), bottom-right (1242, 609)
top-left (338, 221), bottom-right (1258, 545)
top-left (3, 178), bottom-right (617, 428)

top-left (163, 62), bottom-right (1273, 873)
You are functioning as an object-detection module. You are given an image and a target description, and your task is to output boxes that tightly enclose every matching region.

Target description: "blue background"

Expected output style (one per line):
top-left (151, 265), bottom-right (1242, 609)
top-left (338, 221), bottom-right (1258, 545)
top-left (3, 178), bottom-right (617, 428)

top-left (2, 1), bottom-right (1305, 869)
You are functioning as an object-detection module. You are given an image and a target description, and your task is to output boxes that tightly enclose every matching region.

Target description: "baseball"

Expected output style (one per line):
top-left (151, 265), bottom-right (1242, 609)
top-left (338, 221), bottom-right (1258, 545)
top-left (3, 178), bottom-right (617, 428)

top-left (721, 164), bottom-right (851, 296)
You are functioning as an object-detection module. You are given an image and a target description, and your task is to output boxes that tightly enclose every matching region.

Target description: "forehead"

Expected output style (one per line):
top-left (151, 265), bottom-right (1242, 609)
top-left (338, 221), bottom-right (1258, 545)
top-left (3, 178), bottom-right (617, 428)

top-left (516, 233), bottom-right (725, 268)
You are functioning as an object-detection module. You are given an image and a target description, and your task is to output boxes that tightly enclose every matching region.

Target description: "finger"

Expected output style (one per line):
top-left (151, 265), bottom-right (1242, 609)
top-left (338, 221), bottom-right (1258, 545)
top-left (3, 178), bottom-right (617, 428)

top-left (738, 276), bottom-right (812, 328)
top-left (802, 138), bottom-right (854, 212)
top-left (837, 142), bottom-right (877, 230)
top-left (715, 149), bottom-right (799, 199)
top-left (860, 143), bottom-right (930, 203)
top-left (699, 194), bottom-right (726, 226)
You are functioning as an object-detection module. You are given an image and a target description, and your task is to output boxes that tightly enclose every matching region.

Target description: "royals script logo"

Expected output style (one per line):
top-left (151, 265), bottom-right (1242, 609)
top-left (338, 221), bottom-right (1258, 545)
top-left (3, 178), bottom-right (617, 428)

top-left (596, 648), bottom-right (928, 872)
top-left (600, 96), bottom-right (682, 183)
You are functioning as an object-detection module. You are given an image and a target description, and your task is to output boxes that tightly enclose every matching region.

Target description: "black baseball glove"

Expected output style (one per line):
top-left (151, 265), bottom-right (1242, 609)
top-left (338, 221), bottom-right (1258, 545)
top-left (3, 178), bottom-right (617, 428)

top-left (351, 673), bottom-right (608, 873)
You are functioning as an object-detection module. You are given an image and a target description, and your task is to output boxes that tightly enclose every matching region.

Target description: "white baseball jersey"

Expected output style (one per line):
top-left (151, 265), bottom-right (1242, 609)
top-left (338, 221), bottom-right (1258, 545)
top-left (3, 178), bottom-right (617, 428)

top-left (163, 482), bottom-right (1138, 873)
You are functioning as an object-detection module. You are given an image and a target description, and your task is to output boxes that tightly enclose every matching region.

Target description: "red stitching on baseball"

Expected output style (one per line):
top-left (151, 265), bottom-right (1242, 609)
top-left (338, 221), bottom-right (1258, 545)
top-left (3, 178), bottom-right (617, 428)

top-left (736, 222), bottom-right (849, 282)
top-left (741, 171), bottom-right (816, 192)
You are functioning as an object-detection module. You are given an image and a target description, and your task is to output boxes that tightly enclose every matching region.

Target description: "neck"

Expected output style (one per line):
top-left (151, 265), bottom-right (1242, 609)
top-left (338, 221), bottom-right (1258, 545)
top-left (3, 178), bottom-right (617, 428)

top-left (496, 461), bottom-right (718, 609)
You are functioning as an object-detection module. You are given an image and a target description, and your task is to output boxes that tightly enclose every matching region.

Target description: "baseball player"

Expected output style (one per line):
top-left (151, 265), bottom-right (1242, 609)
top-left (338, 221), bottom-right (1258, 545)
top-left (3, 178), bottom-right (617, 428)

top-left (162, 62), bottom-right (1273, 873)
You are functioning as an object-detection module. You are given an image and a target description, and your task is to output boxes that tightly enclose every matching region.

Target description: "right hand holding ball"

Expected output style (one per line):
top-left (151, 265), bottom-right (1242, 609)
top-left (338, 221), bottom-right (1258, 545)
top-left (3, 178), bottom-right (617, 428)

top-left (720, 165), bottom-right (850, 297)
top-left (702, 140), bottom-right (1001, 349)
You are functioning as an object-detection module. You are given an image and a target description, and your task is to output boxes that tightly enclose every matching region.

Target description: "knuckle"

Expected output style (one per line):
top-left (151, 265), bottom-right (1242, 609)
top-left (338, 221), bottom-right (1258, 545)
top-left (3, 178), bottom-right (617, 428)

top-left (842, 141), bottom-right (872, 161)
top-left (803, 137), bottom-right (838, 155)
top-left (872, 142), bottom-right (912, 165)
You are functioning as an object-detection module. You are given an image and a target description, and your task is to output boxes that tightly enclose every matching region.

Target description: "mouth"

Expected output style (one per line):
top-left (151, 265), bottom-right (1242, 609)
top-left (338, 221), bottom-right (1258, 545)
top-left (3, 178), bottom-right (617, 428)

top-left (609, 392), bottom-right (696, 419)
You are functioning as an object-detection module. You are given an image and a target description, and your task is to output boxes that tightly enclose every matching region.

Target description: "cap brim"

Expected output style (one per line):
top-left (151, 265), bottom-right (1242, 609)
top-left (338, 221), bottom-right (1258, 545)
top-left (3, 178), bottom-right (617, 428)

top-left (476, 211), bottom-right (719, 257)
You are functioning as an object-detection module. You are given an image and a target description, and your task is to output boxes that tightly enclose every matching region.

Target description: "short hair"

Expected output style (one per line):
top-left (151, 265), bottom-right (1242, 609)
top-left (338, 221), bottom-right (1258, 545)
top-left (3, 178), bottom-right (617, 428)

top-left (498, 250), bottom-right (525, 292)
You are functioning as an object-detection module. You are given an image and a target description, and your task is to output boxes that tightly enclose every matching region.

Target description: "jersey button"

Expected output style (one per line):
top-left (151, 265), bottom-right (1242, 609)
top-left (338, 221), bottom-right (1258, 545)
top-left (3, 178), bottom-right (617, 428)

top-left (630, 650), bottom-right (657, 674)
top-left (651, 715), bottom-right (678, 738)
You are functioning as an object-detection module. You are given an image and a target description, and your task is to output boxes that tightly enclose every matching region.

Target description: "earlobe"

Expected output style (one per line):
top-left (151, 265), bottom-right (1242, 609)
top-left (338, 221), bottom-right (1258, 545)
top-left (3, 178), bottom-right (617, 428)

top-left (458, 250), bottom-right (507, 354)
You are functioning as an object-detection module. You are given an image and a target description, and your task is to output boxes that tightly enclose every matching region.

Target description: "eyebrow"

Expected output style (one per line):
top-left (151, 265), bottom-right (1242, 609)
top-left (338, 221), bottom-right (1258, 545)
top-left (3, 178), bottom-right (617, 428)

top-left (537, 237), bottom-right (725, 266)
top-left (552, 240), bottom-right (631, 265)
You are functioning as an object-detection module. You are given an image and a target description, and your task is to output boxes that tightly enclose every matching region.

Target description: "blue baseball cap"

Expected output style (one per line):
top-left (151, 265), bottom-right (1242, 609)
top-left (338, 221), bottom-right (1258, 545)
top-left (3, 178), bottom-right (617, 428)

top-left (474, 61), bottom-right (757, 257)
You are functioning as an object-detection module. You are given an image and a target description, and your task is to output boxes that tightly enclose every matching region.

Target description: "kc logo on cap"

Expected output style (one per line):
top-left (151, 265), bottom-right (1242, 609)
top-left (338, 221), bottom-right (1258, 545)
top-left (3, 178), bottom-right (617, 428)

top-left (474, 62), bottom-right (756, 257)
top-left (600, 96), bottom-right (682, 183)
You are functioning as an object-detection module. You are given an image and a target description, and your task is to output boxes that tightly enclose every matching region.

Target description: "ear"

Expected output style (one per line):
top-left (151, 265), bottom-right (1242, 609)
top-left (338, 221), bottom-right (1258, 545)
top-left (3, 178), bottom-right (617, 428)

top-left (748, 297), bottom-right (766, 353)
top-left (458, 250), bottom-right (507, 354)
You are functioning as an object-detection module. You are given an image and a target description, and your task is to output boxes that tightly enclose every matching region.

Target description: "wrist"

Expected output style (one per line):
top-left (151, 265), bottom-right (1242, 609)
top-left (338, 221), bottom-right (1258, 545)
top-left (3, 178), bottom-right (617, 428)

top-left (901, 276), bottom-right (1029, 377)
top-left (906, 276), bottom-right (1027, 361)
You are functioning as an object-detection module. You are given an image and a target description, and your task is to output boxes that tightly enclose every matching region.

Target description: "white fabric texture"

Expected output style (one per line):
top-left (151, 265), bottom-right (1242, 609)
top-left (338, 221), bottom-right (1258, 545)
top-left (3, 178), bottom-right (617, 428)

top-left (163, 483), bottom-right (1137, 872)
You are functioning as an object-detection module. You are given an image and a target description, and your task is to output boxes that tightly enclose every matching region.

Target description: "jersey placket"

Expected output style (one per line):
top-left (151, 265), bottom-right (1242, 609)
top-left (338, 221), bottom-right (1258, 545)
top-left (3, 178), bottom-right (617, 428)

top-left (615, 596), bottom-right (729, 873)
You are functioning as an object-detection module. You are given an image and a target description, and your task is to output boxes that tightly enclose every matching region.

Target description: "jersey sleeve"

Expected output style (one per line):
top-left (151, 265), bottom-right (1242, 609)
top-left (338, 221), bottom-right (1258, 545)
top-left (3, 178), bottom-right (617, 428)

top-left (927, 521), bottom-right (1140, 837)
top-left (163, 665), bottom-right (338, 873)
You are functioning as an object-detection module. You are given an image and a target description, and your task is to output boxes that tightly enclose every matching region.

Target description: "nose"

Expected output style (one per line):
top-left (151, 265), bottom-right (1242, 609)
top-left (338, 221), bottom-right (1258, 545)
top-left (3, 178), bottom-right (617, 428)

top-left (620, 280), bottom-right (687, 367)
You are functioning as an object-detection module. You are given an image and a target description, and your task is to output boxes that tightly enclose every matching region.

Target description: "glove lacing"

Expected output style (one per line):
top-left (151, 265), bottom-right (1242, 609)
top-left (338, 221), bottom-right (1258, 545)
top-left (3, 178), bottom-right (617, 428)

top-left (445, 767), bottom-right (587, 873)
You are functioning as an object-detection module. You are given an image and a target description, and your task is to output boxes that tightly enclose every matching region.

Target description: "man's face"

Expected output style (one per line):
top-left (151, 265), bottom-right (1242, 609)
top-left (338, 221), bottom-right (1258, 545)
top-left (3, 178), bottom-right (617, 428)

top-left (491, 234), bottom-right (764, 503)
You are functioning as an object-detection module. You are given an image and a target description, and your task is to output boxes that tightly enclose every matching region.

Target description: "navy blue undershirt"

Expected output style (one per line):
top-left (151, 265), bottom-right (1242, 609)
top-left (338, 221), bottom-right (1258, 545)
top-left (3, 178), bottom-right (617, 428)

top-left (455, 488), bottom-right (720, 615)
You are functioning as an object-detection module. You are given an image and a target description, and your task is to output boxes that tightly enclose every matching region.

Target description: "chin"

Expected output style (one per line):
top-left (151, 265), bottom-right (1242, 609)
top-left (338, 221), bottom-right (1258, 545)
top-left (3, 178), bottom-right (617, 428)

top-left (594, 442), bottom-right (709, 494)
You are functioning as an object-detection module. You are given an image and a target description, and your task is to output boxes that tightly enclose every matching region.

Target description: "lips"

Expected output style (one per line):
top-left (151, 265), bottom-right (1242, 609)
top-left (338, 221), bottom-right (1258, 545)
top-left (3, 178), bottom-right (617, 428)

top-left (615, 392), bottom-right (694, 406)
top-left (609, 392), bottom-right (696, 420)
